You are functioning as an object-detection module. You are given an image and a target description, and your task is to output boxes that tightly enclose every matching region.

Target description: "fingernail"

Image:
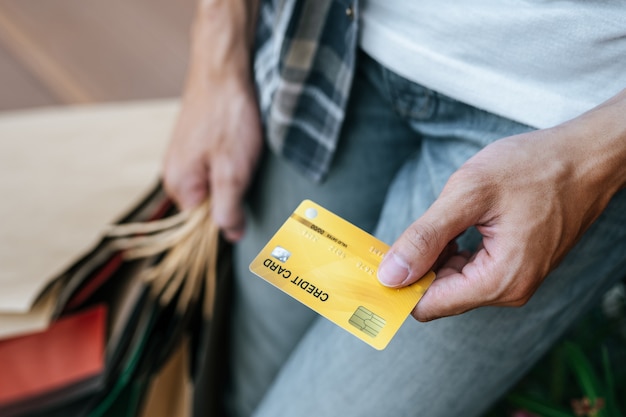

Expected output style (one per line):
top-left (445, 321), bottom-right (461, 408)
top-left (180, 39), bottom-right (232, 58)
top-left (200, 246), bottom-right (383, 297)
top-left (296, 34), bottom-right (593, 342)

top-left (378, 252), bottom-right (409, 287)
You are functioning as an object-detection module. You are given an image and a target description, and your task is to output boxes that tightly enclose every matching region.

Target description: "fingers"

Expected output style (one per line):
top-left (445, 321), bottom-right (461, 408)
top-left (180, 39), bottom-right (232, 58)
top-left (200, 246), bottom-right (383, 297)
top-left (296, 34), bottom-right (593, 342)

top-left (210, 156), bottom-right (250, 242)
top-left (375, 178), bottom-right (504, 321)
top-left (164, 144), bottom-right (249, 242)
top-left (211, 184), bottom-right (246, 242)
top-left (377, 190), bottom-right (481, 288)
top-left (165, 159), bottom-right (248, 241)
top-left (163, 152), bottom-right (209, 212)
top-left (412, 240), bottom-right (543, 321)
top-left (410, 250), bottom-right (483, 322)
top-left (436, 250), bottom-right (472, 277)
top-left (411, 248), bottom-right (504, 322)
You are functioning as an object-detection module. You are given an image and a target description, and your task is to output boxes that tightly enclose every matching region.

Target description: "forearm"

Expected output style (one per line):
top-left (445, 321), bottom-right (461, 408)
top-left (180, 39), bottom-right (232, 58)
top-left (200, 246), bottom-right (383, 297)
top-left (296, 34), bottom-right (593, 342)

top-left (164, 0), bottom-right (262, 215)
top-left (188, 0), bottom-right (259, 84)
top-left (559, 88), bottom-right (626, 197)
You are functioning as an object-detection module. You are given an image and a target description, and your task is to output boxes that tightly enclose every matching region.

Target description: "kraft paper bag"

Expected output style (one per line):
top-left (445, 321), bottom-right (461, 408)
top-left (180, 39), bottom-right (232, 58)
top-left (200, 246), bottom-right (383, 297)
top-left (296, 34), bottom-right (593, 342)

top-left (0, 100), bottom-right (177, 338)
top-left (0, 100), bottom-right (233, 417)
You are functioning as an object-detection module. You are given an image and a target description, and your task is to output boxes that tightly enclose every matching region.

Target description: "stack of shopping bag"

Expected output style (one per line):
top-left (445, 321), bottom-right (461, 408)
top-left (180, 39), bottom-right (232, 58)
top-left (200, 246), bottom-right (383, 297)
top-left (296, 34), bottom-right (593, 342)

top-left (0, 102), bottom-right (231, 417)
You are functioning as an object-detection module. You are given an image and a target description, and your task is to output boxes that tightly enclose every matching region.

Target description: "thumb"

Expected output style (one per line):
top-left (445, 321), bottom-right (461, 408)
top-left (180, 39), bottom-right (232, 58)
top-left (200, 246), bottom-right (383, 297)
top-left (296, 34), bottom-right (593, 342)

top-left (377, 193), bottom-right (479, 288)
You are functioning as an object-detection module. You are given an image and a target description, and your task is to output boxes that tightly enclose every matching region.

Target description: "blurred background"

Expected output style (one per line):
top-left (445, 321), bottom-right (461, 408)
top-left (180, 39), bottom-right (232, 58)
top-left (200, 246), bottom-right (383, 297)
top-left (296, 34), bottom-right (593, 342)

top-left (0, 0), bottom-right (196, 112)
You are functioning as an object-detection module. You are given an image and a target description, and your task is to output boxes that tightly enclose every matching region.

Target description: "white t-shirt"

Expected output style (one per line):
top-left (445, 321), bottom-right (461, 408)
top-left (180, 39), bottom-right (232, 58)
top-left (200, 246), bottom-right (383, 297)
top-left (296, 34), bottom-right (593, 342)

top-left (359, 0), bottom-right (626, 129)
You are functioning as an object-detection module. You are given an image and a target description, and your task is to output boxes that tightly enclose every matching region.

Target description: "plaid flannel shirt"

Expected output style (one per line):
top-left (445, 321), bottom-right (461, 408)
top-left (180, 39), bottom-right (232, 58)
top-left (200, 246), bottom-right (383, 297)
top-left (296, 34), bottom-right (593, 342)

top-left (253, 0), bottom-right (359, 182)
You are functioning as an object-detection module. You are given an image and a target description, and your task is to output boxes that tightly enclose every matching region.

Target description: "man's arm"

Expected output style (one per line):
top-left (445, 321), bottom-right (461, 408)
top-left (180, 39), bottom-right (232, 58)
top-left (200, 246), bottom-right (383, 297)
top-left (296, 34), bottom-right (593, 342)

top-left (163, 0), bottom-right (260, 242)
top-left (377, 88), bottom-right (626, 321)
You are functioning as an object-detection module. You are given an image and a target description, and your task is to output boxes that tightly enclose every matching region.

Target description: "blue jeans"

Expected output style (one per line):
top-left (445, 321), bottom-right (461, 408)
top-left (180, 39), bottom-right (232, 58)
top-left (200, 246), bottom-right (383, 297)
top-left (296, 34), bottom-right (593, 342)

top-left (226, 51), bottom-right (626, 417)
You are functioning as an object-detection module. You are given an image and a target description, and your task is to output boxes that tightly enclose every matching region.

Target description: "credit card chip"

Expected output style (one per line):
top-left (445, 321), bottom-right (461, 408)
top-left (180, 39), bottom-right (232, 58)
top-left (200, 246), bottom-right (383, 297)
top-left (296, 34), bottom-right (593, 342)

top-left (349, 306), bottom-right (385, 338)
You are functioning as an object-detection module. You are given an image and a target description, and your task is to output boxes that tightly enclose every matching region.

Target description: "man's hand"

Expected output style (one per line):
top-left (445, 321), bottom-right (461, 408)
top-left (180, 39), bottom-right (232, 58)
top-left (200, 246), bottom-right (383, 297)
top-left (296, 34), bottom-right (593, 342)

top-left (163, 78), bottom-right (261, 241)
top-left (162, 0), bottom-right (260, 242)
top-left (378, 90), bottom-right (626, 321)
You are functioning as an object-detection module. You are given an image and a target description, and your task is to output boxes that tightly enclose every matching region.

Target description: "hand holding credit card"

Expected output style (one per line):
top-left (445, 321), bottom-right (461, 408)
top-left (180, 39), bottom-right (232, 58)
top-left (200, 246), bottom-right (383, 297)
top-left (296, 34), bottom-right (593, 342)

top-left (249, 200), bottom-right (435, 350)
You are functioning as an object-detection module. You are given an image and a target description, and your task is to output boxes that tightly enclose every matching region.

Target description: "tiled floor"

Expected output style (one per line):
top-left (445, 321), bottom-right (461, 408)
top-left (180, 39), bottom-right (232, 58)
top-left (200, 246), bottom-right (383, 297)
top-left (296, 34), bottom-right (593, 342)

top-left (0, 0), bottom-right (196, 111)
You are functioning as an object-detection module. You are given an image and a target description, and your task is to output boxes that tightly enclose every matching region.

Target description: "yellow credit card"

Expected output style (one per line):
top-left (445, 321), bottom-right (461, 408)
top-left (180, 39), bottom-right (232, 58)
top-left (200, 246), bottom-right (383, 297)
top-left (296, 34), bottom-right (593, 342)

top-left (249, 200), bottom-right (435, 350)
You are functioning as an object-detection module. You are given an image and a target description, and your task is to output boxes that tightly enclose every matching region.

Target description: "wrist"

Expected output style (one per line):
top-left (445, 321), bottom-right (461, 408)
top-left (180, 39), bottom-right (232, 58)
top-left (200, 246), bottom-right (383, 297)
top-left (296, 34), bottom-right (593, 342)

top-left (563, 88), bottom-right (626, 195)
top-left (190, 0), bottom-right (256, 81)
top-left (180, 69), bottom-right (257, 114)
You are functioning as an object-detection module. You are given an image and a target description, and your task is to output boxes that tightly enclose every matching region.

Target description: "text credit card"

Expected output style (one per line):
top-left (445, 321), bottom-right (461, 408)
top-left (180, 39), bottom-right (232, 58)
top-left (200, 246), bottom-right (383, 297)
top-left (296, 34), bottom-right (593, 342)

top-left (249, 200), bottom-right (435, 350)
